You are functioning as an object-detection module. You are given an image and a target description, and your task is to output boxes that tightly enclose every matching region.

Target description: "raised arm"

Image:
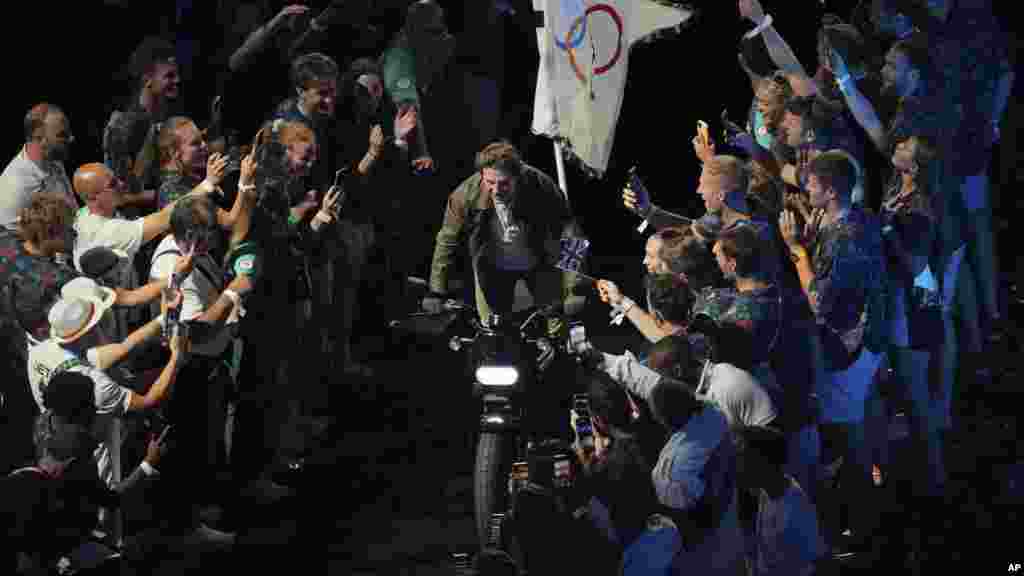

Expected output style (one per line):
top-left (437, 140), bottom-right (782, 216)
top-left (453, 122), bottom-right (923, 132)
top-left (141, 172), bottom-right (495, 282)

top-left (739, 0), bottom-right (810, 78)
top-left (127, 330), bottom-right (188, 412)
top-left (832, 52), bottom-right (888, 154)
top-left (229, 4), bottom-right (310, 72)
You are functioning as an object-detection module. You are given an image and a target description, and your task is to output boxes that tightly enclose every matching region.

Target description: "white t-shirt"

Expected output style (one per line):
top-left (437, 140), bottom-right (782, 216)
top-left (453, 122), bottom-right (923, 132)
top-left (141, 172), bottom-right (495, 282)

top-left (150, 234), bottom-right (232, 357)
top-left (697, 363), bottom-right (777, 429)
top-left (491, 199), bottom-right (535, 272)
top-left (755, 479), bottom-right (825, 576)
top-left (27, 339), bottom-right (132, 487)
top-left (72, 207), bottom-right (144, 270)
top-left (0, 147), bottom-right (76, 230)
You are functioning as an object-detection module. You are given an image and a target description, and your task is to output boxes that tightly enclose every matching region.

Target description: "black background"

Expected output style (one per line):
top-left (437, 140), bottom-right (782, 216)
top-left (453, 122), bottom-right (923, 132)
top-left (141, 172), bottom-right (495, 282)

top-left (1, 0), bottom-right (1017, 295)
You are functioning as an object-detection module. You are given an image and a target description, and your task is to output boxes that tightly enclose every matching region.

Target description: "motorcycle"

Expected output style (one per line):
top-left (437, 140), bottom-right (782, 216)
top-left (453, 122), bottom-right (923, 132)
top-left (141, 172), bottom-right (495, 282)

top-left (392, 291), bottom-right (587, 550)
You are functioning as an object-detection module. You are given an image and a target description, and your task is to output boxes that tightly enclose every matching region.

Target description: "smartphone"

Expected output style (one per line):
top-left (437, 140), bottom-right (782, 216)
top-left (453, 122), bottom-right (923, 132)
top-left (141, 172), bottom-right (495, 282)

top-left (572, 393), bottom-right (594, 451)
top-left (331, 168), bottom-right (349, 215)
top-left (628, 167), bottom-right (650, 209)
top-left (697, 120), bottom-right (711, 147)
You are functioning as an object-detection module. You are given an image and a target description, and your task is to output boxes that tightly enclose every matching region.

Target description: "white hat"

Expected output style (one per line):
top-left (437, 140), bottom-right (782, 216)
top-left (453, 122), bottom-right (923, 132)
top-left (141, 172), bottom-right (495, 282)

top-left (49, 278), bottom-right (116, 344)
top-left (61, 277), bottom-right (116, 310)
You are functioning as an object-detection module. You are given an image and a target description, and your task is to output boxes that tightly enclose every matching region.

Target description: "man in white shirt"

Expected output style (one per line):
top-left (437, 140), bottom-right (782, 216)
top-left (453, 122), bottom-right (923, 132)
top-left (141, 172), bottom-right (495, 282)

top-left (735, 426), bottom-right (824, 576)
top-left (71, 162), bottom-right (236, 271)
top-left (0, 103), bottom-right (77, 230)
top-left (593, 330), bottom-right (778, 431)
top-left (27, 278), bottom-right (187, 487)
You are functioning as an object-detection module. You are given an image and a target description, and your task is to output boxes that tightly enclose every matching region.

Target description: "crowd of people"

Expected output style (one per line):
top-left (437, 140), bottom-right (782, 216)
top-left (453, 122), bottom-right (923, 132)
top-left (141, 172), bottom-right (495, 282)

top-left (0, 0), bottom-right (1012, 574)
top-left (0, 1), bottom-right (478, 572)
top-left (495, 0), bottom-right (1012, 574)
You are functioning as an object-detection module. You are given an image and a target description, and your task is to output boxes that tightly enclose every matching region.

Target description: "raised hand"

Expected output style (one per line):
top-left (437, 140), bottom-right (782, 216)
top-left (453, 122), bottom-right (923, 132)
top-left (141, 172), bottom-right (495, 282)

top-left (779, 209), bottom-right (803, 248)
top-left (368, 125), bottom-right (385, 154)
top-left (693, 134), bottom-right (716, 165)
top-left (395, 105), bottom-right (418, 141)
top-left (239, 151), bottom-right (258, 189)
top-left (321, 185), bottom-right (343, 216)
top-left (206, 153), bottom-right (229, 187)
top-left (597, 280), bottom-right (624, 307)
top-left (272, 4), bottom-right (310, 29)
top-left (738, 0), bottom-right (766, 23)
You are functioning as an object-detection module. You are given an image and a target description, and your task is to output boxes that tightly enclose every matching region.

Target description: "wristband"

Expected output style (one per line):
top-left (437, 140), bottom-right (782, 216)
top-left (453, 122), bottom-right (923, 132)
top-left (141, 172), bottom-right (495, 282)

top-left (836, 74), bottom-right (854, 95)
top-left (238, 184), bottom-right (256, 194)
top-left (140, 461), bottom-right (159, 476)
top-left (744, 14), bottom-right (773, 39)
top-left (620, 298), bottom-right (636, 315)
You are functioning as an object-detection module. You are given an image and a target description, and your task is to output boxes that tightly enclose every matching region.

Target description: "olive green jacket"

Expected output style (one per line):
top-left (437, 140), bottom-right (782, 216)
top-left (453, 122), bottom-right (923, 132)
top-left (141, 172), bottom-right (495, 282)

top-left (428, 164), bottom-right (585, 297)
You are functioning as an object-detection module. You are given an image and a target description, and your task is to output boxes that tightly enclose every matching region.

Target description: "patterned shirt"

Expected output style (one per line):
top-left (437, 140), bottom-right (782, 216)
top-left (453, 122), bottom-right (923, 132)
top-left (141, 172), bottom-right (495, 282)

top-left (693, 285), bottom-right (780, 366)
top-left (806, 207), bottom-right (886, 369)
top-left (0, 230), bottom-right (80, 343)
top-left (157, 171), bottom-right (198, 210)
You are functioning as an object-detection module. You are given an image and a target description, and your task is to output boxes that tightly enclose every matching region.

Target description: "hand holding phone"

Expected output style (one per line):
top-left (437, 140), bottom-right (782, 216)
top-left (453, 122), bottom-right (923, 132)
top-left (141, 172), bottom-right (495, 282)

top-left (571, 394), bottom-right (594, 452)
top-left (697, 120), bottom-right (711, 147)
top-left (626, 167), bottom-right (651, 214)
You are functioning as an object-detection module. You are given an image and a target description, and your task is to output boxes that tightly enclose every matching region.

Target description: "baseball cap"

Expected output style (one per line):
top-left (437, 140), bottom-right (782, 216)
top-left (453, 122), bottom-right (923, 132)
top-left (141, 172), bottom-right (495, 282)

top-left (381, 46), bottom-right (420, 105)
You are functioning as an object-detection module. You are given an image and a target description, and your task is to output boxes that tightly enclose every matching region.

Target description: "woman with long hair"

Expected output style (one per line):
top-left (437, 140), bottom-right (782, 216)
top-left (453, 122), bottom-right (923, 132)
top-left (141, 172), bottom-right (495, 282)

top-left (867, 134), bottom-right (944, 493)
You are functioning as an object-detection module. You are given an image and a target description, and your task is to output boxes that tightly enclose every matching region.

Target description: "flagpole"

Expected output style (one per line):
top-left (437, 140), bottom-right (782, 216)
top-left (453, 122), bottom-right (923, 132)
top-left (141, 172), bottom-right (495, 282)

top-left (553, 140), bottom-right (569, 201)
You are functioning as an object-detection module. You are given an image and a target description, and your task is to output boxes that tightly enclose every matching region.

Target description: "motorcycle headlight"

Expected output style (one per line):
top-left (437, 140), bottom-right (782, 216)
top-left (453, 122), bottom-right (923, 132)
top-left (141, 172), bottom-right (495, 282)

top-left (476, 366), bottom-right (520, 387)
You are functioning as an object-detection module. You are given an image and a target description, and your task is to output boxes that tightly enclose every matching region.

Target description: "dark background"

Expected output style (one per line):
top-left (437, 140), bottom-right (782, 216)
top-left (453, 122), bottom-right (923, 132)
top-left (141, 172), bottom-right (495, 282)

top-left (2, 2), bottom-right (1018, 571)
top-left (4, 1), bottom-right (1017, 301)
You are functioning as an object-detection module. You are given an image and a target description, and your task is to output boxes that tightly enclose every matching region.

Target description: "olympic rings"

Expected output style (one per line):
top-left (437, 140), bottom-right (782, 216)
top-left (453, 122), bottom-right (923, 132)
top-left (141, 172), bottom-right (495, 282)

top-left (560, 3), bottom-right (623, 84)
top-left (554, 12), bottom-right (587, 50)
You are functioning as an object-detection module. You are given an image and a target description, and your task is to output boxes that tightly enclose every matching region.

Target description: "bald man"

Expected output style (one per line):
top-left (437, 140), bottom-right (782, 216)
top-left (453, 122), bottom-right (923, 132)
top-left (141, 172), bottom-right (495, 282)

top-left (0, 103), bottom-right (77, 230)
top-left (72, 163), bottom-right (251, 272)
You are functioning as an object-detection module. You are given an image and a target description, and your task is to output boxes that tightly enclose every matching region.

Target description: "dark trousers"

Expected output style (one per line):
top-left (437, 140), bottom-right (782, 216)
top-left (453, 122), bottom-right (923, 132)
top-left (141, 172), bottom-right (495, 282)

top-left (232, 317), bottom-right (289, 485)
top-left (158, 354), bottom-right (227, 525)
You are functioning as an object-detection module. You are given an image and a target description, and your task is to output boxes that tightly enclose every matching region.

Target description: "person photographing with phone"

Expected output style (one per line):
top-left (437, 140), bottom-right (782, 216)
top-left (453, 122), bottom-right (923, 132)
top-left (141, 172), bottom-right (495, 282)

top-left (148, 187), bottom-right (257, 525)
top-left (228, 119), bottom-right (341, 503)
top-left (5, 371), bottom-right (175, 574)
top-left (513, 372), bottom-right (660, 576)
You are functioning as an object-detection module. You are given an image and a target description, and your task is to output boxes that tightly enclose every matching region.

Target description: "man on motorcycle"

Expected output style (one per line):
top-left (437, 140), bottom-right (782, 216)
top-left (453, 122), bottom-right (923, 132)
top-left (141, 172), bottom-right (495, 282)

top-left (422, 141), bottom-right (585, 335)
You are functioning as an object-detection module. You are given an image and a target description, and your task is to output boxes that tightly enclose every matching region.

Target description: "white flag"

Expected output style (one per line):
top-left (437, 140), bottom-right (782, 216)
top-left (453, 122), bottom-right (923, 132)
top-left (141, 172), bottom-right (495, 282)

top-left (532, 0), bottom-right (694, 176)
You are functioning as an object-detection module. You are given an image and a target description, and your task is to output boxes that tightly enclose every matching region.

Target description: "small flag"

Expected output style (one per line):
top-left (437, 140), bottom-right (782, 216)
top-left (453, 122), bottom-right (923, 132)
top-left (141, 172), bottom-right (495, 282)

top-left (556, 237), bottom-right (590, 273)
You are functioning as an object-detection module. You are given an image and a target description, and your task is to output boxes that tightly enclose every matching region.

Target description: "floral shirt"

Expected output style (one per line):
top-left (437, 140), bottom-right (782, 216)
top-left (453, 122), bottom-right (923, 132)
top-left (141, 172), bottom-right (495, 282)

top-left (806, 207), bottom-right (886, 369)
top-left (157, 171), bottom-right (199, 211)
top-left (0, 230), bottom-right (80, 343)
top-left (693, 285), bottom-right (780, 366)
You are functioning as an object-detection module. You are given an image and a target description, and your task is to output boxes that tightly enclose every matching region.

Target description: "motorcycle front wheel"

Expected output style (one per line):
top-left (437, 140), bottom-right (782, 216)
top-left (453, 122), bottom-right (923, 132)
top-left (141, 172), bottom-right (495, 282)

top-left (474, 431), bottom-right (509, 550)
